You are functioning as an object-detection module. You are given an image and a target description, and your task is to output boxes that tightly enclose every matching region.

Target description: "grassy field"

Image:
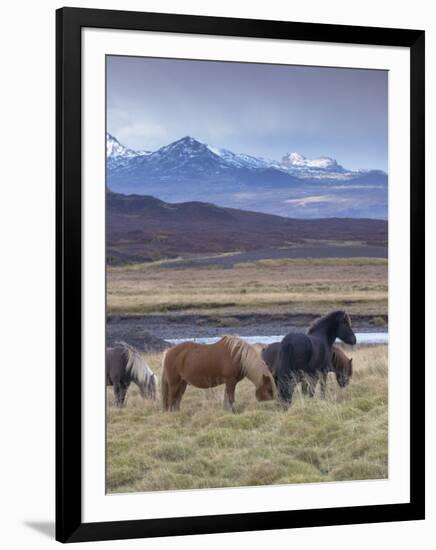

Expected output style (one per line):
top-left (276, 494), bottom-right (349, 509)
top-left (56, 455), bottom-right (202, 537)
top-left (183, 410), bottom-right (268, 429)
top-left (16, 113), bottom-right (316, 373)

top-left (106, 344), bottom-right (388, 493)
top-left (107, 257), bottom-right (387, 317)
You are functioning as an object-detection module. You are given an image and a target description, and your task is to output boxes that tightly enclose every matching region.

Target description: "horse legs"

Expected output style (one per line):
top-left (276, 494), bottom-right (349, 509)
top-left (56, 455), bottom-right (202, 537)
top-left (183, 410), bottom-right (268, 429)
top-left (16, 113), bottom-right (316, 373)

top-left (114, 381), bottom-right (129, 408)
top-left (173, 380), bottom-right (187, 411)
top-left (167, 379), bottom-right (187, 411)
top-left (319, 372), bottom-right (328, 399)
top-left (223, 380), bottom-right (237, 413)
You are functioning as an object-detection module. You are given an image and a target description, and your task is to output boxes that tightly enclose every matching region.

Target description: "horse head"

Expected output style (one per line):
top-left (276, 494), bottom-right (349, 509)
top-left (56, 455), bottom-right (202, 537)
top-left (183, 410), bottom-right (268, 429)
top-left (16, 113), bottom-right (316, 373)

top-left (336, 312), bottom-right (357, 345)
top-left (255, 373), bottom-right (276, 401)
top-left (335, 357), bottom-right (353, 388)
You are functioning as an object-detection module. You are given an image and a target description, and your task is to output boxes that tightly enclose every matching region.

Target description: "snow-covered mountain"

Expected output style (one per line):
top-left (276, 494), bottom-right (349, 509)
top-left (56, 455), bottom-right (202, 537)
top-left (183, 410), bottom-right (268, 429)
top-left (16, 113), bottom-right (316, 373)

top-left (206, 144), bottom-right (280, 171)
top-left (106, 133), bottom-right (151, 170)
top-left (107, 135), bottom-right (302, 188)
top-left (107, 133), bottom-right (136, 158)
top-left (107, 133), bottom-right (382, 181)
top-left (281, 152), bottom-right (351, 178)
top-left (282, 151), bottom-right (341, 170)
top-left (106, 133), bottom-right (388, 219)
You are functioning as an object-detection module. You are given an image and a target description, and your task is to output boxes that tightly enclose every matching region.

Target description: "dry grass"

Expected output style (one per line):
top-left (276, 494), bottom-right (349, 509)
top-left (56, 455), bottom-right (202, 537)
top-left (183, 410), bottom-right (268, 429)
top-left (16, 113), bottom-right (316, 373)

top-left (235, 257), bottom-right (387, 268)
top-left (106, 344), bottom-right (388, 493)
top-left (107, 258), bottom-right (387, 316)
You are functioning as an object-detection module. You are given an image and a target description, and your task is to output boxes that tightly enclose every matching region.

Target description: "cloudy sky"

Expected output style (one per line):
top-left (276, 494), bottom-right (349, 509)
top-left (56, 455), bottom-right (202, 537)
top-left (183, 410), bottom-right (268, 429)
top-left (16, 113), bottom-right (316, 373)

top-left (107, 56), bottom-right (388, 172)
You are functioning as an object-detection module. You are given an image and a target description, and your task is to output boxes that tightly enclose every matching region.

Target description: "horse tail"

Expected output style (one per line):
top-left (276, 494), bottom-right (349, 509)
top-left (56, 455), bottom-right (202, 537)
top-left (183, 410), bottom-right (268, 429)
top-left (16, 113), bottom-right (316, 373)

top-left (278, 337), bottom-right (294, 370)
top-left (161, 350), bottom-right (170, 411)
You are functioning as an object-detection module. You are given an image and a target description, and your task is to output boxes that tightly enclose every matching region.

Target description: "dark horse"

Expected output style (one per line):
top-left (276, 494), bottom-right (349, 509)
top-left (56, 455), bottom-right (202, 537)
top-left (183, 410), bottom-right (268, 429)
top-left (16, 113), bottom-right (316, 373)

top-left (301, 344), bottom-right (353, 397)
top-left (274, 311), bottom-right (356, 407)
top-left (262, 341), bottom-right (353, 397)
top-left (106, 342), bottom-right (157, 407)
top-left (261, 342), bottom-right (281, 380)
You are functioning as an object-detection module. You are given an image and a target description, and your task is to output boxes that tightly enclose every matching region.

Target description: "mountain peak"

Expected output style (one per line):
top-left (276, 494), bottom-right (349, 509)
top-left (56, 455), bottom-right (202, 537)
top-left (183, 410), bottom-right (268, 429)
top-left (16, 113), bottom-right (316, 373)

top-left (106, 132), bottom-right (136, 157)
top-left (106, 133), bottom-right (150, 159)
top-left (155, 136), bottom-right (214, 159)
top-left (179, 135), bottom-right (201, 143)
top-left (284, 152), bottom-right (306, 165)
top-left (281, 151), bottom-right (343, 172)
top-left (169, 136), bottom-right (207, 149)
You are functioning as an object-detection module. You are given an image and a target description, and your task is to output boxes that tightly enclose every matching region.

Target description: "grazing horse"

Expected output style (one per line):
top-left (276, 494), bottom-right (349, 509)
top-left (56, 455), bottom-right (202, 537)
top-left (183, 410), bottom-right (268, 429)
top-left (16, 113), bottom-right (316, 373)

top-left (301, 345), bottom-right (353, 397)
top-left (275, 311), bottom-right (356, 407)
top-left (331, 346), bottom-right (353, 387)
top-left (161, 335), bottom-right (276, 412)
top-left (262, 341), bottom-right (353, 397)
top-left (106, 342), bottom-right (157, 407)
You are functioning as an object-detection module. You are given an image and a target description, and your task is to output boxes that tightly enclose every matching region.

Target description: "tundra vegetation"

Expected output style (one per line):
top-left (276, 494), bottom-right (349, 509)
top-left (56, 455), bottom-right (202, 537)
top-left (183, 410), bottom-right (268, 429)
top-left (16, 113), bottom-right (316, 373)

top-left (107, 256), bottom-right (387, 317)
top-left (106, 344), bottom-right (388, 493)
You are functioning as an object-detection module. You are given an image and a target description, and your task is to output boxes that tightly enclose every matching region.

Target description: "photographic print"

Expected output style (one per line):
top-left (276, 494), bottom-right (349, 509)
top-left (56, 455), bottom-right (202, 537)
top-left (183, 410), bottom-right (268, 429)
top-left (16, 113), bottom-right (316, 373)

top-left (56, 8), bottom-right (425, 541)
top-left (105, 56), bottom-right (388, 494)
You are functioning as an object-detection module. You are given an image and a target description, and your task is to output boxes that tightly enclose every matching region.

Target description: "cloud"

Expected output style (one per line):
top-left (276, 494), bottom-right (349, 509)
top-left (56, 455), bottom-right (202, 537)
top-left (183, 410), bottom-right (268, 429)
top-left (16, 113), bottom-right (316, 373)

top-left (284, 195), bottom-right (350, 207)
top-left (329, 185), bottom-right (382, 190)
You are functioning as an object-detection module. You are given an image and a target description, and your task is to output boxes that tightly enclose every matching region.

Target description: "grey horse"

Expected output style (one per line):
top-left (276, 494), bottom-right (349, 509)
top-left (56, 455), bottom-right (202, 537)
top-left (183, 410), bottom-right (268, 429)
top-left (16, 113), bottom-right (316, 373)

top-left (106, 342), bottom-right (157, 407)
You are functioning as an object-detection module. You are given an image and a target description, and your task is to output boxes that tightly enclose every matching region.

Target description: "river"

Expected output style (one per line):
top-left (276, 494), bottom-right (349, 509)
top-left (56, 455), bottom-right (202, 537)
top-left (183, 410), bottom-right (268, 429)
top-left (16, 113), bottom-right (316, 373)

top-left (168, 332), bottom-right (388, 346)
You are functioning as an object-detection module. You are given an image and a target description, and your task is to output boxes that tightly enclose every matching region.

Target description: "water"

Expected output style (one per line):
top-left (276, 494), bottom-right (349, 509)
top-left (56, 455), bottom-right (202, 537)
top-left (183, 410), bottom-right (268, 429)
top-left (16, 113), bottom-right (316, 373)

top-left (168, 332), bottom-right (388, 346)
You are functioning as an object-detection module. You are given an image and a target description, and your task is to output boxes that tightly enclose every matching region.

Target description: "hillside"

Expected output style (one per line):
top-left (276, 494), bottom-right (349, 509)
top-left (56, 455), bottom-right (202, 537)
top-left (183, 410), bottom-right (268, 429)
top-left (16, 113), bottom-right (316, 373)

top-left (107, 192), bottom-right (387, 265)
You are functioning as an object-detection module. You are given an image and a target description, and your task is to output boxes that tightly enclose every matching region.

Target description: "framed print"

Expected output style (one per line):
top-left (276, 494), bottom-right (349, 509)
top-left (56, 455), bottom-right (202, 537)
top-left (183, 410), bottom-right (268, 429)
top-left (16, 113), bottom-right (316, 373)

top-left (56, 7), bottom-right (425, 543)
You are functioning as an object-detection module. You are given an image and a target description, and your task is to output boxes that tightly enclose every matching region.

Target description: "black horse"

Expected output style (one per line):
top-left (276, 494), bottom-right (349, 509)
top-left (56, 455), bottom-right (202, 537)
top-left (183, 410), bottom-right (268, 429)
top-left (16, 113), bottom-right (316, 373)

top-left (262, 340), bottom-right (353, 398)
top-left (274, 311), bottom-right (356, 407)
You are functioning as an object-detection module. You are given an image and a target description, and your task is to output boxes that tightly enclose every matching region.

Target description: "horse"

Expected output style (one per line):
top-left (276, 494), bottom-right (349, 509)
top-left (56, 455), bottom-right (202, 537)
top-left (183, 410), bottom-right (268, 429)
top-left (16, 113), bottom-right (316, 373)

top-left (106, 342), bottom-right (157, 407)
top-left (262, 341), bottom-right (353, 396)
top-left (331, 346), bottom-right (353, 387)
top-left (301, 344), bottom-right (353, 397)
top-left (161, 335), bottom-right (276, 412)
top-left (275, 310), bottom-right (356, 407)
top-left (261, 341), bottom-right (281, 379)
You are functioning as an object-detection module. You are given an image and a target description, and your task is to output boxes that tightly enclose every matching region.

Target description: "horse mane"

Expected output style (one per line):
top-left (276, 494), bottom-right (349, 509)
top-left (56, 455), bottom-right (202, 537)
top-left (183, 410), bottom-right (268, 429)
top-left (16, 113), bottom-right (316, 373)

top-left (332, 346), bottom-right (352, 373)
top-left (220, 335), bottom-right (271, 386)
top-left (114, 341), bottom-right (154, 386)
top-left (307, 310), bottom-right (351, 334)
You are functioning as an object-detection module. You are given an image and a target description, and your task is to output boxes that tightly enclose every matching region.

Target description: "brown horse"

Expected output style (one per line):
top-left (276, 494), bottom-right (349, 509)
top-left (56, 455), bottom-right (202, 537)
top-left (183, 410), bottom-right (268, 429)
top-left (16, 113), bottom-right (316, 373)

top-left (161, 335), bottom-right (276, 412)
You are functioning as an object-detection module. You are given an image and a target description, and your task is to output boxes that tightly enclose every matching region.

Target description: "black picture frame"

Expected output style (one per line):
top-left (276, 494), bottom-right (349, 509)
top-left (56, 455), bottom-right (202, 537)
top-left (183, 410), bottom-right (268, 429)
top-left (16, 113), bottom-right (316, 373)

top-left (56, 7), bottom-right (425, 543)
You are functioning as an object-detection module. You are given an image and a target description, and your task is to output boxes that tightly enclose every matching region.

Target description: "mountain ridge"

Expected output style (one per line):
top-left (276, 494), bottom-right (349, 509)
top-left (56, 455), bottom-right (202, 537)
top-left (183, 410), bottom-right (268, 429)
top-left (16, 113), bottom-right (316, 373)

top-left (107, 133), bottom-right (386, 179)
top-left (106, 134), bottom-right (388, 219)
top-left (107, 191), bottom-right (387, 265)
